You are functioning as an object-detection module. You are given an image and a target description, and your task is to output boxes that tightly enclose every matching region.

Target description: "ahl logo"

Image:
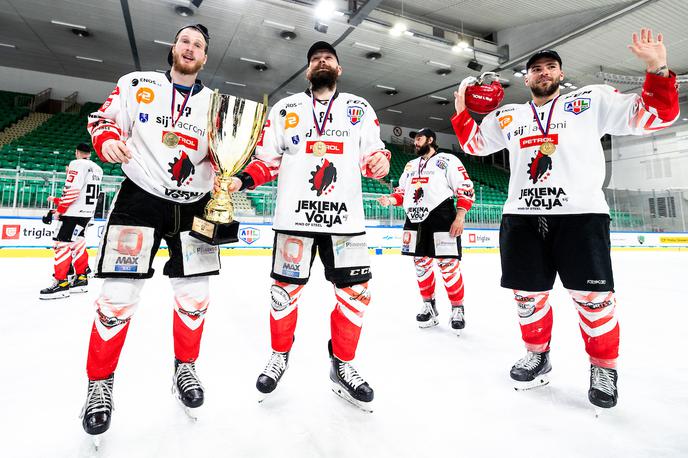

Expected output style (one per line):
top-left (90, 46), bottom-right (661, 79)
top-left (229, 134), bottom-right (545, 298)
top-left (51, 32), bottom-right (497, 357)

top-left (309, 159), bottom-right (337, 196)
top-left (239, 227), bottom-right (261, 245)
top-left (1, 224), bottom-right (21, 240)
top-left (347, 106), bottom-right (364, 125)
top-left (168, 151), bottom-right (196, 186)
top-left (564, 98), bottom-right (591, 115)
top-left (139, 113), bottom-right (149, 123)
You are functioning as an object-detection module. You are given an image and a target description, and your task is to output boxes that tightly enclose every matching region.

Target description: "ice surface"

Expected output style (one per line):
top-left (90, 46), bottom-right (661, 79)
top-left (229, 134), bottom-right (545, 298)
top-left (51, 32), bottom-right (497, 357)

top-left (2, 251), bottom-right (687, 457)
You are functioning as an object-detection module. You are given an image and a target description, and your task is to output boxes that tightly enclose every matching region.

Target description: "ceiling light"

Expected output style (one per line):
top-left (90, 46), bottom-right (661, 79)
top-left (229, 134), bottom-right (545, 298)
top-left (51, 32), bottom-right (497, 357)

top-left (352, 42), bottom-right (380, 52)
top-left (570, 85), bottom-right (578, 89)
top-left (429, 116), bottom-right (444, 121)
top-left (559, 85), bottom-right (565, 90)
top-left (521, 69), bottom-right (527, 74)
top-left (51, 20), bottom-right (87, 30)
top-left (390, 23), bottom-right (407, 37)
top-left (262, 20), bottom-right (295, 31)
top-left (0, 43), bottom-right (16, 49)
top-left (286, 91), bottom-right (297, 95)
top-left (426, 60), bottom-right (451, 69)
top-left (314, 0), bottom-right (336, 20)
top-left (154, 40), bottom-right (174, 46)
top-left (240, 57), bottom-right (267, 65)
top-left (386, 89), bottom-right (399, 96)
top-left (387, 109), bottom-right (402, 113)
top-left (437, 101), bottom-right (450, 106)
top-left (513, 71), bottom-right (523, 78)
top-left (76, 56), bottom-right (103, 63)
top-left (254, 64), bottom-right (269, 72)
top-left (314, 21), bottom-right (328, 34)
top-left (155, 69), bottom-right (166, 73)
top-left (430, 95), bottom-right (447, 101)
top-left (72, 29), bottom-right (90, 38)
top-left (436, 68), bottom-right (452, 76)
top-left (280, 31), bottom-right (297, 41)
top-left (376, 84), bottom-right (396, 91)
top-left (366, 51), bottom-right (382, 61)
top-left (175, 5), bottom-right (194, 17)
top-left (563, 82), bottom-right (572, 87)
top-left (225, 81), bottom-right (247, 87)
top-left (452, 39), bottom-right (469, 53)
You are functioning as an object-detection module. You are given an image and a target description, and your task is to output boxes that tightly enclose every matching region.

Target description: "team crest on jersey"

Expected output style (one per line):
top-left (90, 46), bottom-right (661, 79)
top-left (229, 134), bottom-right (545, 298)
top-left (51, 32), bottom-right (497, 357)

top-left (168, 151), bottom-right (195, 186)
top-left (292, 135), bottom-right (300, 145)
top-left (308, 159), bottom-right (337, 196)
top-left (413, 187), bottom-right (424, 204)
top-left (435, 159), bottom-right (448, 170)
top-left (527, 152), bottom-right (552, 184)
top-left (347, 106), bottom-right (364, 125)
top-left (139, 113), bottom-right (148, 123)
top-left (564, 98), bottom-right (591, 115)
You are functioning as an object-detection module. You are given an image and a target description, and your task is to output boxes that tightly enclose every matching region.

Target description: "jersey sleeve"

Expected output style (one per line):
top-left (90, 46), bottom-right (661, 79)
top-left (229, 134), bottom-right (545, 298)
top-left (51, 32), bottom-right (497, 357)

top-left (450, 109), bottom-right (507, 156)
top-left (390, 163), bottom-right (409, 206)
top-left (242, 105), bottom-right (286, 188)
top-left (87, 75), bottom-right (131, 162)
top-left (600, 72), bottom-right (679, 136)
top-left (55, 160), bottom-right (87, 213)
top-left (447, 157), bottom-right (475, 212)
top-left (358, 105), bottom-right (391, 178)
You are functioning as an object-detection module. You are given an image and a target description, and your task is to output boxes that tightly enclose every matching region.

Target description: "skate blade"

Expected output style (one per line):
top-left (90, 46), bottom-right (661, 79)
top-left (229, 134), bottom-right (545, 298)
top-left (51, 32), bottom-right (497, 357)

top-left (330, 381), bottom-right (373, 413)
top-left (70, 286), bottom-right (88, 293)
top-left (418, 318), bottom-right (439, 329)
top-left (39, 292), bottom-right (70, 300)
top-left (80, 432), bottom-right (104, 456)
top-left (257, 390), bottom-right (273, 403)
top-left (513, 374), bottom-right (550, 391)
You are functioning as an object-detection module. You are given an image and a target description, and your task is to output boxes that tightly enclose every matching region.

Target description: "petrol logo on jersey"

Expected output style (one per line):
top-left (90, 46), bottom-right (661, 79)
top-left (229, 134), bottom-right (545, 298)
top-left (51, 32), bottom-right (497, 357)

top-left (305, 141), bottom-right (343, 155)
top-left (347, 106), bottom-right (364, 125)
top-left (168, 151), bottom-right (196, 186)
top-left (564, 98), bottom-right (591, 115)
top-left (162, 131), bottom-right (198, 151)
top-left (308, 159), bottom-right (337, 196)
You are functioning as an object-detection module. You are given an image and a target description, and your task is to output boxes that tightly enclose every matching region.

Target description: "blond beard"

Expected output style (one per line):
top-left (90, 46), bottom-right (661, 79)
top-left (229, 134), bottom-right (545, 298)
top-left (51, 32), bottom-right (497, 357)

top-left (172, 52), bottom-right (204, 76)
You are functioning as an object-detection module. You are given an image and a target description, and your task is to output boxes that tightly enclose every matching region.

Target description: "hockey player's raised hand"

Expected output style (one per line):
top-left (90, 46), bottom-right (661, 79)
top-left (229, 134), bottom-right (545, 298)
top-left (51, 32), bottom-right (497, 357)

top-left (628, 28), bottom-right (668, 74)
top-left (364, 152), bottom-right (390, 179)
top-left (453, 76), bottom-right (477, 115)
top-left (101, 139), bottom-right (132, 163)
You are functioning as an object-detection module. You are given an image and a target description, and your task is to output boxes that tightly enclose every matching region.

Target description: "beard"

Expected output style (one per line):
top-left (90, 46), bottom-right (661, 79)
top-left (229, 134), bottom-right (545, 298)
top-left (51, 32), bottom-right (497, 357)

top-left (529, 76), bottom-right (561, 98)
top-left (308, 66), bottom-right (338, 91)
top-left (172, 51), bottom-right (204, 76)
top-left (415, 142), bottom-right (432, 157)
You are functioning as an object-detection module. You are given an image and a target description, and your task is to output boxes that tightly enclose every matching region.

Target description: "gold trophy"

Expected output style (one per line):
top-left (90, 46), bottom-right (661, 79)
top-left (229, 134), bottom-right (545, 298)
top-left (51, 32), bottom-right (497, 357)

top-left (190, 90), bottom-right (267, 245)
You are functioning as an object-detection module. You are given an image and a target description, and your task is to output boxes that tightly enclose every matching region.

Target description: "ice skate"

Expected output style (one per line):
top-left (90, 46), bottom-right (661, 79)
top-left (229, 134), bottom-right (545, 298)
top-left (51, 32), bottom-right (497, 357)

top-left (510, 350), bottom-right (552, 390)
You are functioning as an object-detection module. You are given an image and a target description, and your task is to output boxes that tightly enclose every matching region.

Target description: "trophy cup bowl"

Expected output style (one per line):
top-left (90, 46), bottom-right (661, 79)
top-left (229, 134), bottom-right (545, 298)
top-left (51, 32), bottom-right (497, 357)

top-left (190, 90), bottom-right (267, 245)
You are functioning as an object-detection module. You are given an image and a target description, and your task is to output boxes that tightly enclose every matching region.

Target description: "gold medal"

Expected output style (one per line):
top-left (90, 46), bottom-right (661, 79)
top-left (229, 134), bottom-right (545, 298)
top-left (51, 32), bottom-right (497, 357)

top-left (539, 141), bottom-right (556, 156)
top-left (313, 141), bottom-right (327, 157)
top-left (413, 180), bottom-right (422, 189)
top-left (163, 132), bottom-right (180, 148)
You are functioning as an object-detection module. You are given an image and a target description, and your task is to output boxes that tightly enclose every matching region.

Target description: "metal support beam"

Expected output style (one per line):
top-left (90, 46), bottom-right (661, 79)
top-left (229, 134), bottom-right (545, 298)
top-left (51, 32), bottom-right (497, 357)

top-left (348, 0), bottom-right (383, 27)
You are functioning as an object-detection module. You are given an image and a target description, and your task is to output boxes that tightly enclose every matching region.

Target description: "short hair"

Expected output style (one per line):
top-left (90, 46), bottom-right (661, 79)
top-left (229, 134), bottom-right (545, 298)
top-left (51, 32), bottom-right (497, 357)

top-left (76, 143), bottom-right (92, 154)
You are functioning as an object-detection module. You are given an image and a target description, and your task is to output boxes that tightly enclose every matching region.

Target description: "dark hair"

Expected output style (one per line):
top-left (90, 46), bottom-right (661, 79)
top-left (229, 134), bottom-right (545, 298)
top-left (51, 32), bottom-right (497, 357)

top-left (76, 143), bottom-right (91, 154)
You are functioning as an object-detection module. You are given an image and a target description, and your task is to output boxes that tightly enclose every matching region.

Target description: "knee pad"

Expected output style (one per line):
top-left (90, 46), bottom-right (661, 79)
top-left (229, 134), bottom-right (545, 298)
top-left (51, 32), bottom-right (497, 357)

top-left (171, 276), bottom-right (210, 318)
top-left (414, 256), bottom-right (433, 277)
top-left (513, 290), bottom-right (551, 324)
top-left (270, 281), bottom-right (304, 319)
top-left (95, 278), bottom-right (145, 328)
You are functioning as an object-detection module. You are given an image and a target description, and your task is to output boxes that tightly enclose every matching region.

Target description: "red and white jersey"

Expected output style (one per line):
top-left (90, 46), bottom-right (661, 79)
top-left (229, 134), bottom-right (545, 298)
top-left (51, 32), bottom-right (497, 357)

top-left (243, 90), bottom-right (390, 235)
top-left (452, 72), bottom-right (679, 215)
top-left (88, 71), bottom-right (215, 203)
top-left (391, 152), bottom-right (474, 223)
top-left (55, 158), bottom-right (103, 217)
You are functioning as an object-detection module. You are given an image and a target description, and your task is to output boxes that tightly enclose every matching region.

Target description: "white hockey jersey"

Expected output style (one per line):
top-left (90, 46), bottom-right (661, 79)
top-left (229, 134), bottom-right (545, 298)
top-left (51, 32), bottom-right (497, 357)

top-left (392, 152), bottom-right (474, 223)
top-left (243, 90), bottom-right (390, 235)
top-left (55, 158), bottom-right (103, 218)
top-left (451, 72), bottom-right (679, 215)
top-left (88, 71), bottom-right (215, 203)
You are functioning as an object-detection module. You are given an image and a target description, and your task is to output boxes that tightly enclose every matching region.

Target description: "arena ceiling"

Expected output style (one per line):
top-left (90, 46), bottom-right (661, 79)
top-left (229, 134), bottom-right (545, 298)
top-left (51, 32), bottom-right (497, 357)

top-left (1, 0), bottom-right (686, 133)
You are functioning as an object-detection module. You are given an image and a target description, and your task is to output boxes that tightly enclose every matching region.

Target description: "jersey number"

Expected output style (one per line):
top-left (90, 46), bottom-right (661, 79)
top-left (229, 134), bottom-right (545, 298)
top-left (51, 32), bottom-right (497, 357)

top-left (85, 184), bottom-right (100, 205)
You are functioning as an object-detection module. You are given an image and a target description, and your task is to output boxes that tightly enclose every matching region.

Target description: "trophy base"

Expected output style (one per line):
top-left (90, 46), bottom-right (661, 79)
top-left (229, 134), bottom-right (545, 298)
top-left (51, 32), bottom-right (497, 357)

top-left (190, 216), bottom-right (240, 245)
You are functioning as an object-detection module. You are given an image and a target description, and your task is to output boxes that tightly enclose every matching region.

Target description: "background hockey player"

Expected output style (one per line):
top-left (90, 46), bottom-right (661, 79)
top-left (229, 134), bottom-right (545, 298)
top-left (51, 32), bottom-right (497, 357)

top-left (451, 28), bottom-right (679, 409)
top-left (40, 143), bottom-right (102, 299)
top-left (81, 24), bottom-right (220, 436)
top-left (377, 128), bottom-right (474, 334)
top-left (227, 41), bottom-right (390, 412)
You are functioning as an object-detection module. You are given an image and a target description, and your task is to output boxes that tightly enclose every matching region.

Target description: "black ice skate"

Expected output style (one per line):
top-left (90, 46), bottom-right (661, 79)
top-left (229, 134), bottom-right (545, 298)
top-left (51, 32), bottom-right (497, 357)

top-left (450, 305), bottom-right (465, 335)
top-left (39, 278), bottom-right (70, 300)
top-left (589, 365), bottom-right (618, 409)
top-left (80, 374), bottom-right (114, 437)
top-left (416, 299), bottom-right (439, 328)
top-left (256, 350), bottom-right (289, 402)
top-left (328, 340), bottom-right (374, 412)
top-left (510, 350), bottom-right (552, 390)
top-left (70, 274), bottom-right (89, 293)
top-left (172, 359), bottom-right (204, 419)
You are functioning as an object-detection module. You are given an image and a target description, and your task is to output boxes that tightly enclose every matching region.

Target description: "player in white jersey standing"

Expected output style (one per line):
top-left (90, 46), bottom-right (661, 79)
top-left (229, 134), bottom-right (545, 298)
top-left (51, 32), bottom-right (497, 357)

top-left (451, 28), bottom-right (679, 408)
top-left (81, 24), bottom-right (220, 437)
top-left (40, 143), bottom-right (103, 299)
top-left (377, 128), bottom-right (474, 333)
top-left (228, 41), bottom-right (390, 412)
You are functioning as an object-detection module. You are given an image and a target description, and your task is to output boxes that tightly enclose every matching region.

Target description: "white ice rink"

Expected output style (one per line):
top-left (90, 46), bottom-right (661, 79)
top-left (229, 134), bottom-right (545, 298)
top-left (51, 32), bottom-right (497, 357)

top-left (2, 250), bottom-right (687, 458)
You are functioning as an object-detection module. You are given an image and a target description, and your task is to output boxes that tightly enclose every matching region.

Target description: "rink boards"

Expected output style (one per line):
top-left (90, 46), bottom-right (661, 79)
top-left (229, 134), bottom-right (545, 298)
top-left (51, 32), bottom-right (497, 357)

top-left (0, 216), bottom-right (686, 256)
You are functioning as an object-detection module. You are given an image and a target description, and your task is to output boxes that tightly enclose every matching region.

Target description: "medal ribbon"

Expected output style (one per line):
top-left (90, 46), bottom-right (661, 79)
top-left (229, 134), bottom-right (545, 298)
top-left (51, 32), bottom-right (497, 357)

top-left (529, 95), bottom-right (560, 141)
top-left (170, 83), bottom-right (194, 131)
top-left (311, 93), bottom-right (336, 137)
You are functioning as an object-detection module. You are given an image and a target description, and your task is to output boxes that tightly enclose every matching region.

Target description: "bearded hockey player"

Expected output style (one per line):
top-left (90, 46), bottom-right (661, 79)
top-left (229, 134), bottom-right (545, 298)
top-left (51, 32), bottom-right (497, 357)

top-left (451, 28), bottom-right (679, 409)
top-left (81, 24), bottom-right (220, 437)
top-left (377, 128), bottom-right (474, 334)
top-left (228, 41), bottom-right (390, 412)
